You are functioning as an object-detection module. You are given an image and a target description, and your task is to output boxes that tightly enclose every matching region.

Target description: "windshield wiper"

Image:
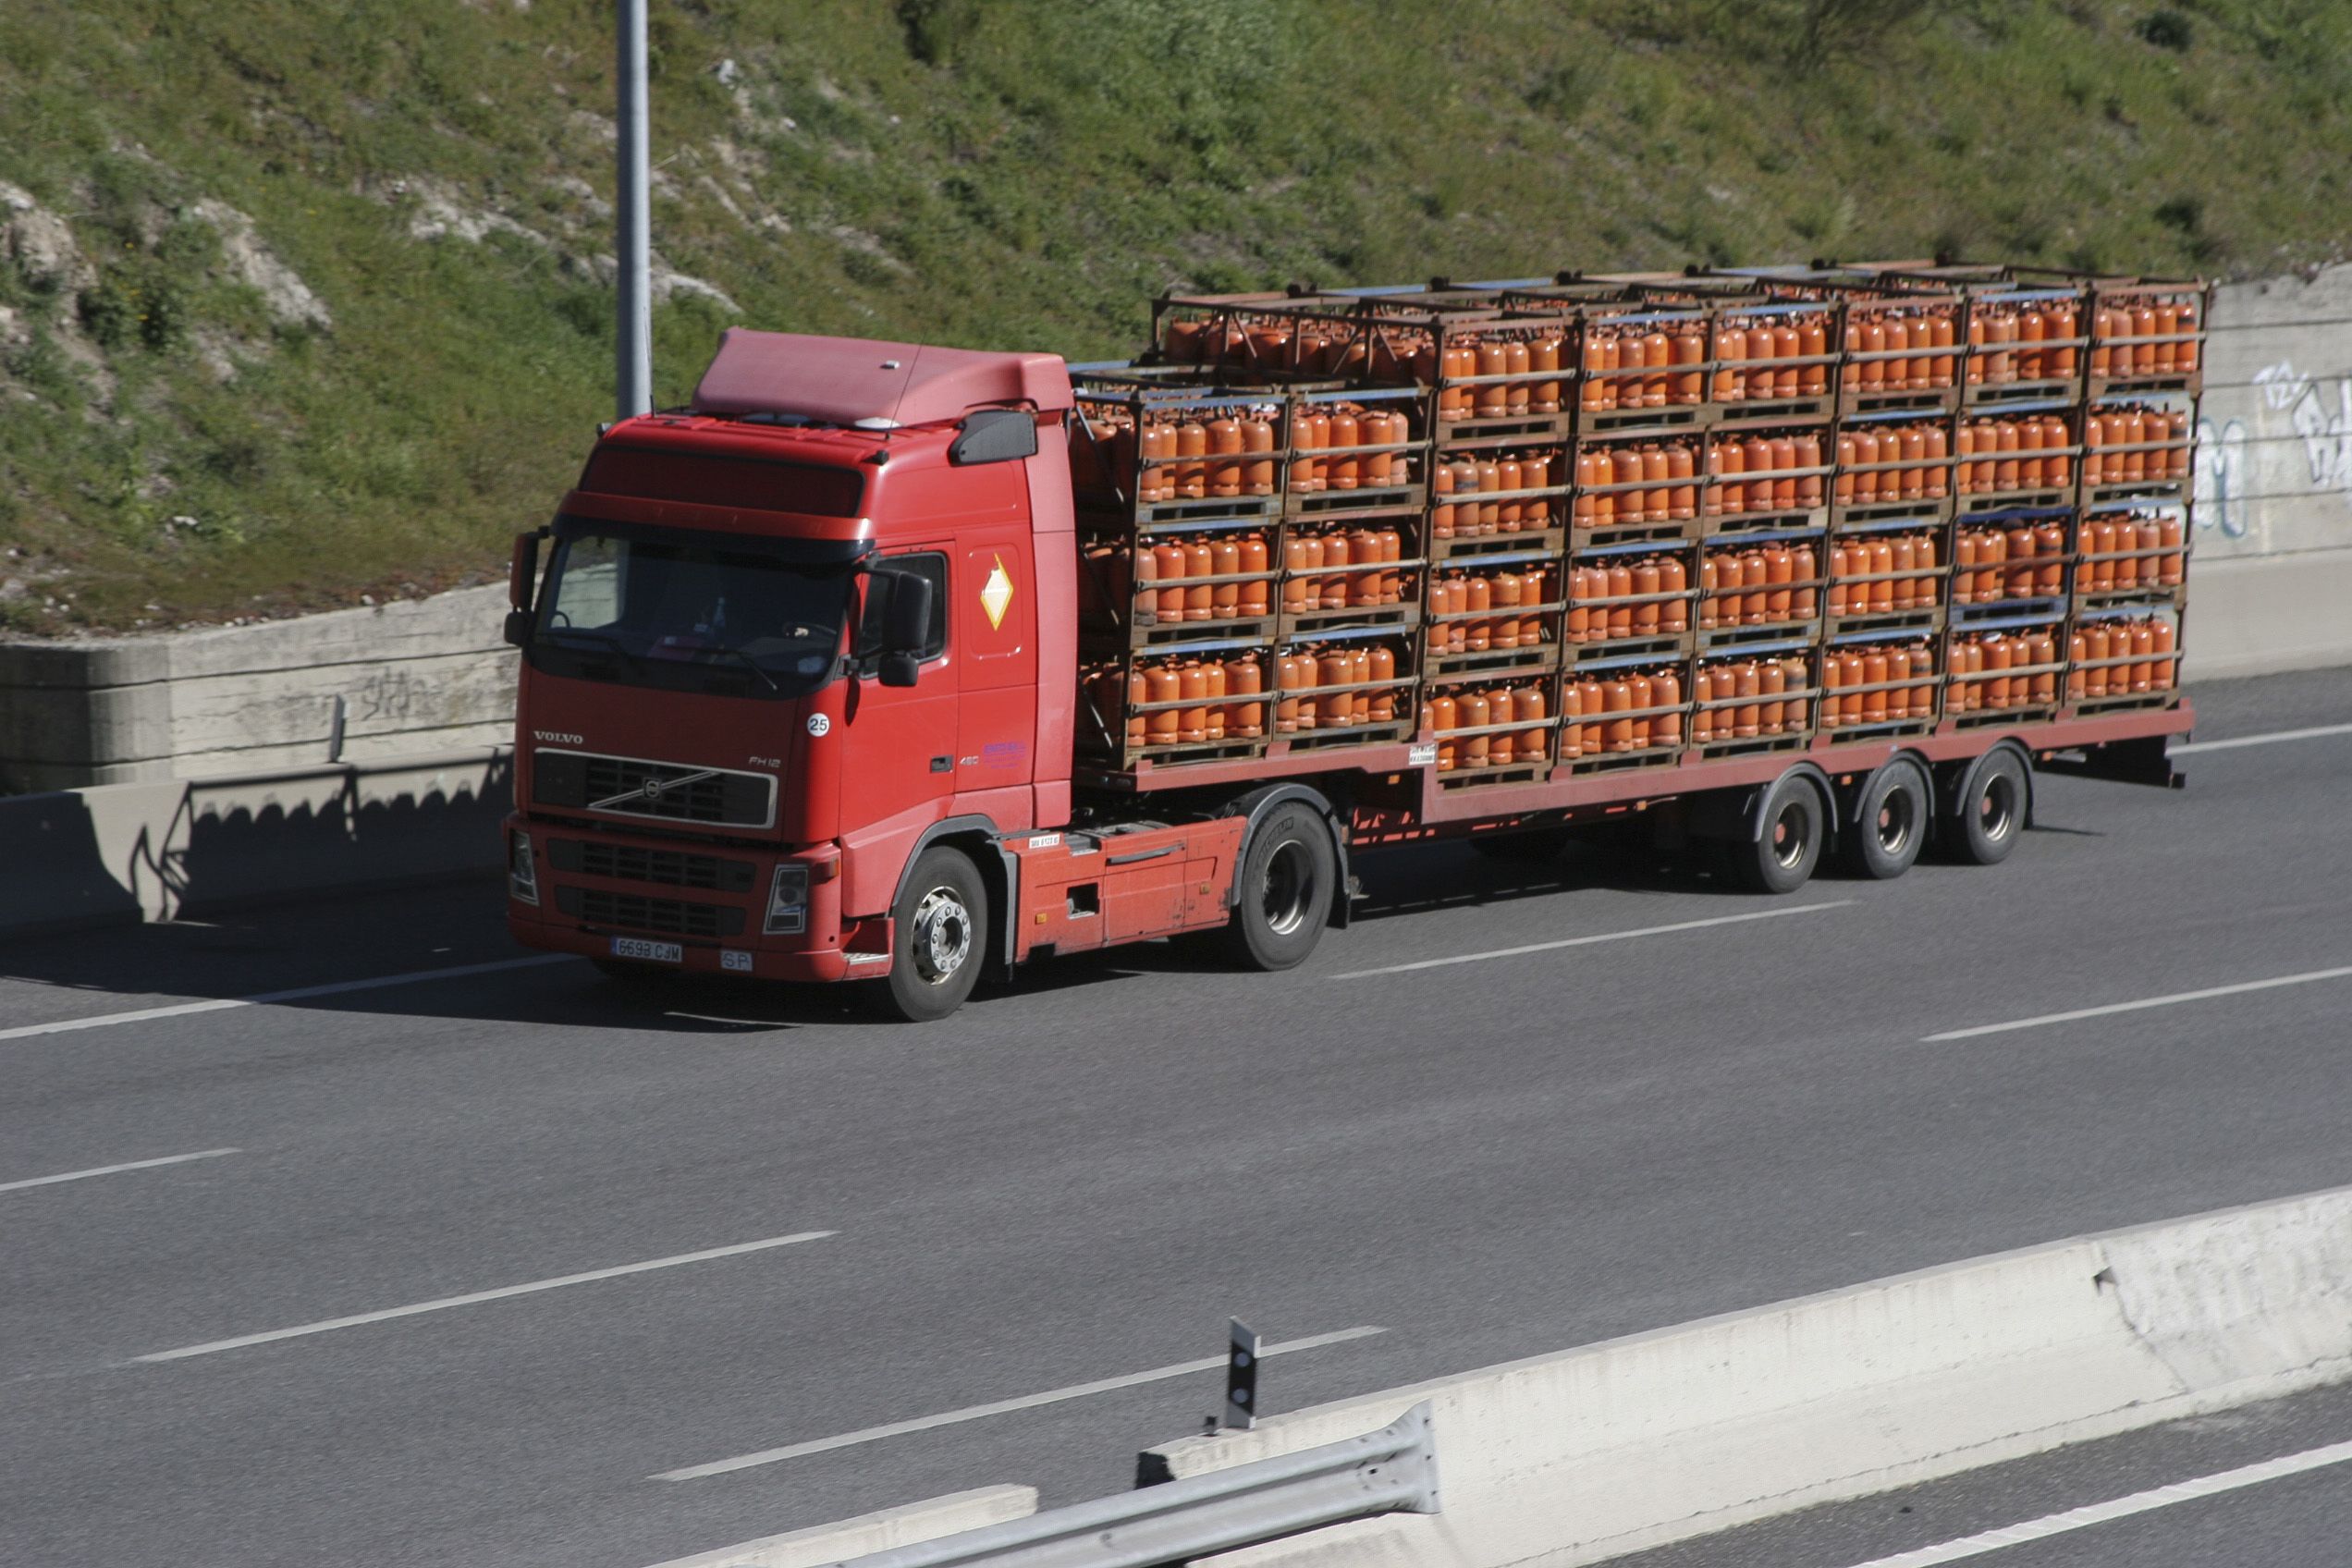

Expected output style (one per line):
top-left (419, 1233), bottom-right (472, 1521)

top-left (540, 626), bottom-right (648, 671)
top-left (692, 643), bottom-right (780, 692)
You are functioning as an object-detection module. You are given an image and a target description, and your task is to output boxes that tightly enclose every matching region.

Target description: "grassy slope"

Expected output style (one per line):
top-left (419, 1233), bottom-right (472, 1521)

top-left (0, 0), bottom-right (2346, 633)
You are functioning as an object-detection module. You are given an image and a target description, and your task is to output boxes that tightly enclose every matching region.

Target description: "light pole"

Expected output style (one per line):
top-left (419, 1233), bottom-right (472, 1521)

top-left (616, 0), bottom-right (652, 421)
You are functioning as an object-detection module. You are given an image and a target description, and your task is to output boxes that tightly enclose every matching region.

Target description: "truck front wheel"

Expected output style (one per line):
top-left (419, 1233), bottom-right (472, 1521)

top-left (1224, 803), bottom-right (1336, 971)
top-left (874, 846), bottom-right (989, 1022)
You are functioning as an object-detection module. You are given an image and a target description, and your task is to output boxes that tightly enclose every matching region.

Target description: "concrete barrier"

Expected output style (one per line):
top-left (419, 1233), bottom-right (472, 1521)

top-left (0, 746), bottom-right (511, 937)
top-left (1133, 1184), bottom-right (2352, 1568)
top-left (0, 585), bottom-right (513, 792)
top-left (642, 1488), bottom-right (1037, 1568)
top-left (2178, 545), bottom-right (2352, 680)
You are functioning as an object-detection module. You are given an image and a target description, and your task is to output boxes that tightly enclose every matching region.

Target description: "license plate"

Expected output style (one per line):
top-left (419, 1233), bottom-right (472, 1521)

top-left (610, 937), bottom-right (683, 964)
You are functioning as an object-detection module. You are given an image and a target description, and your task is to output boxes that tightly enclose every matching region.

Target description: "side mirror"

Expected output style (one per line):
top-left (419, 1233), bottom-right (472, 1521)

top-left (879, 651), bottom-right (922, 688)
top-left (508, 530), bottom-right (542, 615)
top-left (883, 570), bottom-right (934, 655)
top-left (503, 608), bottom-right (533, 648)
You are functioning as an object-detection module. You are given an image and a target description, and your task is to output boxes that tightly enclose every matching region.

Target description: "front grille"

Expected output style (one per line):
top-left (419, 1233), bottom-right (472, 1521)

top-left (533, 750), bottom-right (773, 828)
top-left (547, 838), bottom-right (756, 893)
top-left (556, 887), bottom-right (746, 938)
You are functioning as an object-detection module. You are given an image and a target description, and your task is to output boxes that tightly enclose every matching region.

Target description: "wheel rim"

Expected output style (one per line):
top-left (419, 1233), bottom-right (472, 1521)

top-left (1262, 841), bottom-right (1315, 937)
top-left (1979, 773), bottom-right (2019, 841)
top-left (1876, 785), bottom-right (1918, 858)
top-left (1770, 801), bottom-right (1812, 870)
top-left (909, 886), bottom-right (973, 985)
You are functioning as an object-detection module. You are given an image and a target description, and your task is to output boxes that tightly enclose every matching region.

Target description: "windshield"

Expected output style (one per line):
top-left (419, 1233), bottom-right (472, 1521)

top-left (530, 521), bottom-right (855, 700)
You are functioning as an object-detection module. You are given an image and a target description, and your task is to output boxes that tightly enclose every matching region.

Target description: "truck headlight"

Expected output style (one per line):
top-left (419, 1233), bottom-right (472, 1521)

top-left (765, 864), bottom-right (809, 935)
top-left (508, 830), bottom-right (539, 905)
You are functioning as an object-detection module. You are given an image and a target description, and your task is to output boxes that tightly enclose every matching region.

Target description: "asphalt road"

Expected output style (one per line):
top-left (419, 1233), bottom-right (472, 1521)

top-left (2, 666), bottom-right (2347, 1568)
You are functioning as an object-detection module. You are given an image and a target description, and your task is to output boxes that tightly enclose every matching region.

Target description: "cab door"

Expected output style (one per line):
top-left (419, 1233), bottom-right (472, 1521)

top-left (839, 546), bottom-right (956, 883)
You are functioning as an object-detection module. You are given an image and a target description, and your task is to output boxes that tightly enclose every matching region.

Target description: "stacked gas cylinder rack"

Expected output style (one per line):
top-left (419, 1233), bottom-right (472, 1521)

top-left (1068, 263), bottom-right (2207, 782)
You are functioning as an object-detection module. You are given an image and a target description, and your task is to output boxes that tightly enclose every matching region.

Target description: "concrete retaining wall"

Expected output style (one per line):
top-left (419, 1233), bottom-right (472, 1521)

top-left (0, 585), bottom-right (512, 792)
top-left (1128, 1184), bottom-right (2352, 1568)
top-left (0, 746), bottom-right (511, 936)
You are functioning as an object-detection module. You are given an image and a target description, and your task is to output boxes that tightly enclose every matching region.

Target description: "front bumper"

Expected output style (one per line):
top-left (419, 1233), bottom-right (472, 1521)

top-left (503, 813), bottom-right (890, 984)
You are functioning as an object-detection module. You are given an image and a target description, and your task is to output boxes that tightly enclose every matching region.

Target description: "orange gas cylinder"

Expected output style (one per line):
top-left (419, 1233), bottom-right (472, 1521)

top-left (1789, 545), bottom-right (1818, 619)
top-left (1868, 537), bottom-right (1897, 613)
top-left (1503, 339), bottom-right (1532, 415)
top-left (1464, 574), bottom-right (1492, 652)
top-left (1224, 656), bottom-right (1264, 738)
top-left (2085, 626), bottom-right (2113, 697)
top-left (2134, 305), bottom-right (2160, 375)
top-left (1618, 675), bottom-right (1648, 752)
top-left (1491, 570), bottom-right (1523, 650)
top-left (1241, 414), bottom-right (1277, 496)
top-left (1898, 427), bottom-right (1928, 500)
top-left (1882, 648), bottom-right (1913, 719)
top-left (1754, 659), bottom-right (1784, 734)
top-left (1673, 329), bottom-right (1707, 404)
top-left (1476, 342), bottom-right (1510, 416)
top-left (1714, 325), bottom-right (1746, 403)
top-left (1606, 680), bottom-right (1635, 752)
top-left (1859, 320), bottom-right (1888, 390)
top-left (2034, 523), bottom-right (2065, 595)
top-left (1711, 436), bottom-right (1744, 516)
top-left (1494, 457), bottom-right (1525, 533)
top-left (1883, 317), bottom-right (1914, 391)
top-left (1628, 559), bottom-right (1660, 634)
top-left (1800, 316), bottom-right (1830, 394)
top-left (1207, 415), bottom-right (1243, 498)
top-left (1889, 534), bottom-right (1917, 609)
top-left (1820, 654), bottom-right (1845, 729)
top-left (1795, 435), bottom-right (1824, 508)
top-left (1430, 693), bottom-right (1458, 769)
top-left (1725, 661), bottom-right (1758, 739)
top-left (1559, 683), bottom-right (1583, 759)
top-left (2158, 515), bottom-right (2185, 584)
top-left (1323, 409), bottom-right (1358, 492)
top-left (1739, 548), bottom-right (1770, 623)
top-left (1639, 330), bottom-right (1669, 407)
top-left (1636, 446), bottom-right (1668, 524)
top-left (1200, 661), bottom-right (1228, 741)
top-left (1313, 533), bottom-right (1347, 610)
top-left (1176, 541), bottom-right (1209, 620)
top-left (1459, 692), bottom-right (1491, 766)
top-left (1579, 678), bottom-right (1606, 756)
top-left (1765, 436), bottom-right (1795, 511)
top-left (1564, 570), bottom-right (1591, 643)
top-left (2176, 301), bottom-right (2200, 373)
top-left (1207, 538), bottom-right (1240, 619)
top-left (1531, 336), bottom-right (1563, 413)
top-left (1174, 420), bottom-right (1208, 498)
top-left (1758, 545), bottom-right (1791, 622)
top-left (1833, 651), bottom-right (1863, 725)
top-left (1612, 447), bottom-right (1646, 522)
top-left (2151, 619), bottom-right (2175, 688)
top-left (2023, 633), bottom-right (2054, 704)
top-left (1141, 663), bottom-right (1181, 742)
top-left (1317, 650), bottom-right (1353, 728)
top-left (1237, 536), bottom-right (1270, 615)
top-left (1652, 670), bottom-right (1684, 746)
top-left (1145, 542), bottom-right (1184, 621)
top-left (2016, 309), bottom-right (2046, 382)
top-left (1768, 324), bottom-right (1797, 397)
top-left (1855, 429), bottom-right (1884, 504)
top-left (1580, 333), bottom-right (1609, 411)
top-left (1368, 646), bottom-right (1398, 721)
top-left (1606, 564), bottom-right (1636, 637)
top-left (2128, 621), bottom-right (2157, 692)
top-left (1744, 436), bottom-right (1775, 512)
top-left (1659, 557), bottom-right (1690, 631)
top-left (1514, 683), bottom-right (1549, 747)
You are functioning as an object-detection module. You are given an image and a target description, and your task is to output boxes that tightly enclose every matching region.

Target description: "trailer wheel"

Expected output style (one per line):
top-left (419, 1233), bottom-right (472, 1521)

top-left (1943, 748), bottom-right (2030, 865)
top-left (1838, 758), bottom-right (1930, 880)
top-left (1224, 802), bottom-right (1336, 971)
top-left (873, 845), bottom-right (988, 1022)
top-left (1733, 773), bottom-right (1825, 894)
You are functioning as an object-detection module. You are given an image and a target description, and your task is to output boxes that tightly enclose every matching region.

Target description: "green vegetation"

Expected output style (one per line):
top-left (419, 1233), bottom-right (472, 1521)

top-left (2, 0), bottom-right (2347, 633)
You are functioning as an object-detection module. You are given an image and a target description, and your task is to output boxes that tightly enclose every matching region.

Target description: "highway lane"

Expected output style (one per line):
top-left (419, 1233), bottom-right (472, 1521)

top-left (1613, 1381), bottom-right (2352, 1568)
top-left (1, 665), bottom-right (2346, 1568)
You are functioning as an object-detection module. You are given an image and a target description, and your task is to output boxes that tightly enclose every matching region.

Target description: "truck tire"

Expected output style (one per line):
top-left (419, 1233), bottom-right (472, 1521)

top-left (873, 845), bottom-right (989, 1022)
top-left (1224, 802), bottom-right (1336, 971)
top-left (1942, 747), bottom-right (2030, 865)
top-left (1837, 757), bottom-right (1930, 880)
top-left (1731, 772), bottom-right (1825, 894)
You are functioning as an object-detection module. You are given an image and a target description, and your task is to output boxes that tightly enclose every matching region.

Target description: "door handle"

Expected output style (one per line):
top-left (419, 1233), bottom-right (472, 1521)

top-left (930, 755), bottom-right (952, 773)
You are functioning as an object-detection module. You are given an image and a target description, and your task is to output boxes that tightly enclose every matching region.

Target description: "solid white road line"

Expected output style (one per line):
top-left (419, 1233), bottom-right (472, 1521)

top-left (2174, 722), bottom-right (2352, 754)
top-left (654, 1325), bottom-right (1388, 1480)
top-left (1329, 901), bottom-right (1854, 980)
top-left (1836, 1436), bottom-right (2352, 1567)
top-left (0, 1147), bottom-right (239, 1194)
top-left (1923, 964), bottom-right (2352, 1042)
top-left (138, 1230), bottom-right (834, 1363)
top-left (0, 953), bottom-right (578, 1043)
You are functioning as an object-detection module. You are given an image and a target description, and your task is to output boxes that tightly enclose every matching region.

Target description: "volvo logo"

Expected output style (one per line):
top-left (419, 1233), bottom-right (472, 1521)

top-left (534, 730), bottom-right (585, 744)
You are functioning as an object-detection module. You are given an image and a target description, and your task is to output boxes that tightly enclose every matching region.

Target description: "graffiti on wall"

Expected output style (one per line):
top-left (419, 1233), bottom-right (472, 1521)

top-left (2197, 358), bottom-right (2352, 545)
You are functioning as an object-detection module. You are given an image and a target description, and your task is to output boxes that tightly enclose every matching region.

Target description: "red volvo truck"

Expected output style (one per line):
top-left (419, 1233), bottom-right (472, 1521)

top-left (503, 264), bottom-right (2203, 1019)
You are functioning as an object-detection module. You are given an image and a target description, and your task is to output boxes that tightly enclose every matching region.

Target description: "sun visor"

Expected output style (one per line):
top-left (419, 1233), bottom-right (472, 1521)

top-left (692, 329), bottom-right (1072, 427)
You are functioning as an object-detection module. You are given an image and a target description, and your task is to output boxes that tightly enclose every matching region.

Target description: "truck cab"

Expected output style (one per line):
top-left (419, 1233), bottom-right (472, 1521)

top-left (503, 329), bottom-right (1082, 1013)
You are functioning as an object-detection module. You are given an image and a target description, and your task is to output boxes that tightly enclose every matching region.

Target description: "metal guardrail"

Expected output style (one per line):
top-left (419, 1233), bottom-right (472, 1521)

top-left (822, 1403), bottom-right (1439, 1568)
